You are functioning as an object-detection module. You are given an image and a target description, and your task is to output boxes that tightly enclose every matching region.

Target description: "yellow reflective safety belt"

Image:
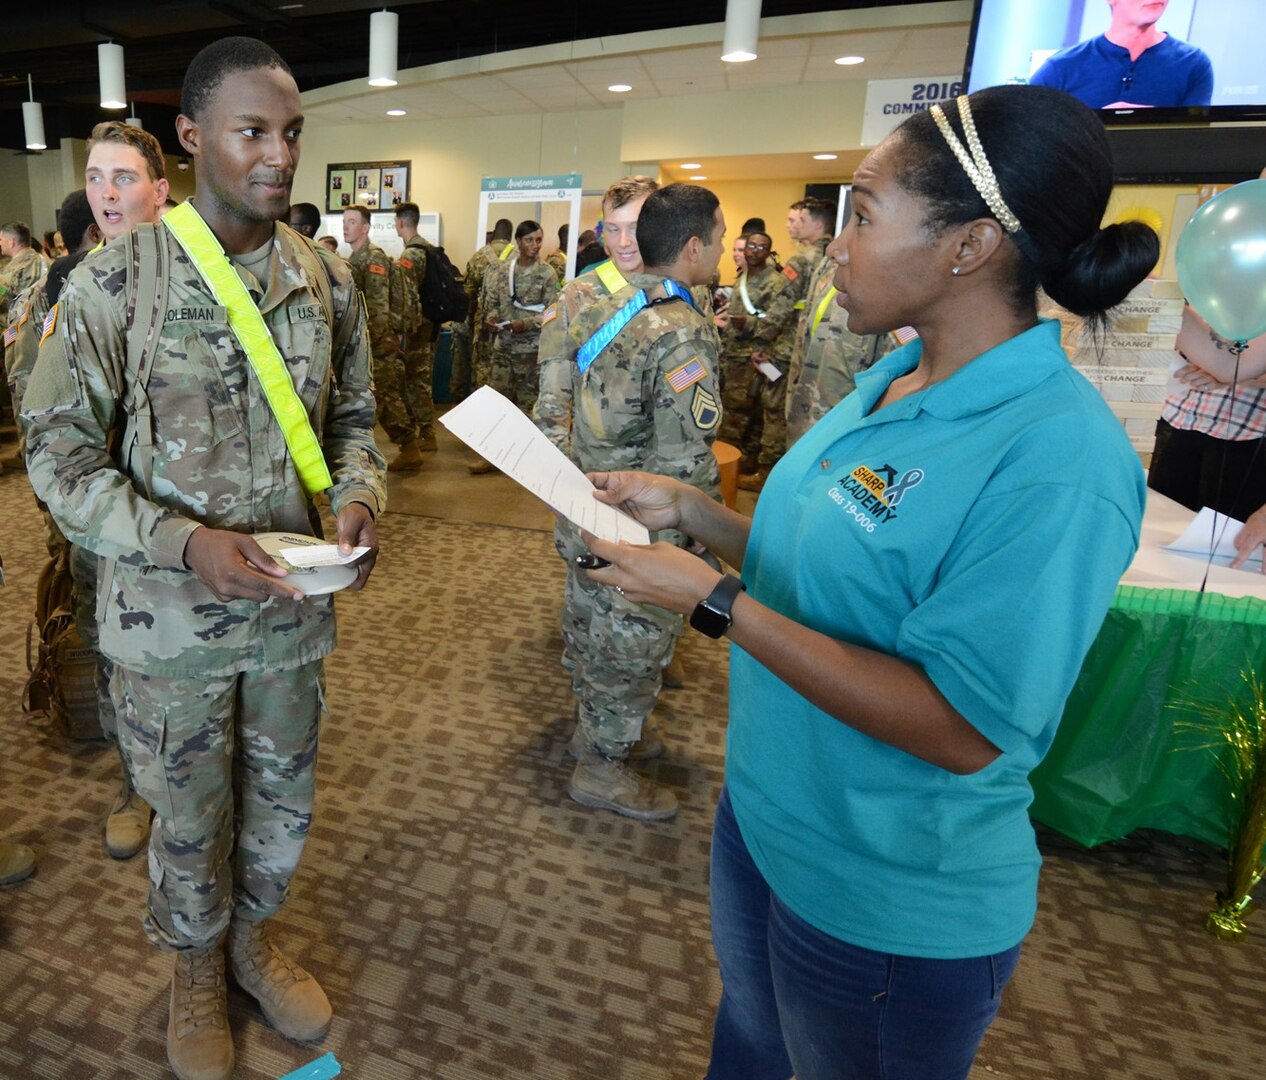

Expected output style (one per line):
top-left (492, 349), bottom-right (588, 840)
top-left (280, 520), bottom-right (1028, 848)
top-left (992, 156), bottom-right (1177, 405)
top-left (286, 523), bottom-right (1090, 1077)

top-left (593, 260), bottom-right (628, 296)
top-left (162, 202), bottom-right (333, 496)
top-left (811, 286), bottom-right (839, 335)
top-left (498, 242), bottom-right (514, 261)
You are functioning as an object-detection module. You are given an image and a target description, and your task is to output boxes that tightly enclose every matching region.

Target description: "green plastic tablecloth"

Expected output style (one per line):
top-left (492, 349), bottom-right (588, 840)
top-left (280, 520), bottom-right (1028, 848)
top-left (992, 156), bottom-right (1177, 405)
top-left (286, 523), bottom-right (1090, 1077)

top-left (1028, 585), bottom-right (1266, 850)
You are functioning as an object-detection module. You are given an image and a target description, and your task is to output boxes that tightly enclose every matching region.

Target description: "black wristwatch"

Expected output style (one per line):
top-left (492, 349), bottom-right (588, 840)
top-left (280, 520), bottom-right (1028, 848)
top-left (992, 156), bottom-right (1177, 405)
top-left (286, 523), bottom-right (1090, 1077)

top-left (690, 574), bottom-right (746, 639)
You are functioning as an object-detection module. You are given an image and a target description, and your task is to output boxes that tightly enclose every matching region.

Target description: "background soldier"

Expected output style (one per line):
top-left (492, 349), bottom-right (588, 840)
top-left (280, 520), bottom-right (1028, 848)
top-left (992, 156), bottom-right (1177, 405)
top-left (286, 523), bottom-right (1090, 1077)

top-left (0, 222), bottom-right (47, 464)
top-left (11, 122), bottom-right (170, 860)
top-left (785, 254), bottom-right (893, 446)
top-left (717, 230), bottom-right (795, 488)
top-left (780, 197), bottom-right (836, 310)
top-left (345, 203), bottom-right (422, 470)
top-left (546, 222), bottom-right (569, 283)
top-left (392, 201), bottom-right (439, 452)
top-left (561, 183), bottom-right (726, 821)
top-left (461, 217), bottom-right (513, 400)
top-left (23, 37), bottom-right (383, 1080)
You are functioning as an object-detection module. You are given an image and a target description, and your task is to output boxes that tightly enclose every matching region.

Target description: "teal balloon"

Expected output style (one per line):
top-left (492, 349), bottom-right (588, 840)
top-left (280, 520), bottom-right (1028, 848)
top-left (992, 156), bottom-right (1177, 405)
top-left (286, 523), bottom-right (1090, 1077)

top-left (1176, 178), bottom-right (1266, 344)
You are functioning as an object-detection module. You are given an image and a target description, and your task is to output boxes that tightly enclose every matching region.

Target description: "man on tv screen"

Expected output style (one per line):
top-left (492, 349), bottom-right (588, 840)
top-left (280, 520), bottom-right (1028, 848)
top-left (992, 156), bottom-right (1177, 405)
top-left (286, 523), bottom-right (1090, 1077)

top-left (1029, 0), bottom-right (1213, 109)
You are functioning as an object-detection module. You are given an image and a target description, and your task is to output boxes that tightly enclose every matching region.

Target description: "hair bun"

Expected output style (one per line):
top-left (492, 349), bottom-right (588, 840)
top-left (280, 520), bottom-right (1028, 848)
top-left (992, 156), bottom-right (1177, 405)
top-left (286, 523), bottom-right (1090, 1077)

top-left (1041, 221), bottom-right (1160, 321)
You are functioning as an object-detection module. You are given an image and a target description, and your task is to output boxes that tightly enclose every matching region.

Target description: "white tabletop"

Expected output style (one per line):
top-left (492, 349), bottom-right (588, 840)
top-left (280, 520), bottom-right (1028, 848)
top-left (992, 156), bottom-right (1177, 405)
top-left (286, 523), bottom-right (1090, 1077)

top-left (1123, 490), bottom-right (1266, 600)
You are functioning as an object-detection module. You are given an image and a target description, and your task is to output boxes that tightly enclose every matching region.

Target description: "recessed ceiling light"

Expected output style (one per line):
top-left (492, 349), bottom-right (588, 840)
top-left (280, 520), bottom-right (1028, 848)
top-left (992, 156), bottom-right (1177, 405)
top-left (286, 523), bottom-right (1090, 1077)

top-left (608, 83), bottom-right (633, 93)
top-left (834, 55), bottom-right (865, 66)
top-left (386, 109), bottom-right (406, 116)
top-left (681, 162), bottom-right (702, 170)
top-left (813, 153), bottom-right (838, 161)
top-left (690, 175), bottom-right (708, 181)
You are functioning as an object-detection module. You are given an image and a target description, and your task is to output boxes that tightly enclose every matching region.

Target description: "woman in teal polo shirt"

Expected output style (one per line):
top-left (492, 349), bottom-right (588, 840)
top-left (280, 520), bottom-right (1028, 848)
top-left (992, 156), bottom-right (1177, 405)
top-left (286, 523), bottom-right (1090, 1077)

top-left (581, 85), bottom-right (1159, 1080)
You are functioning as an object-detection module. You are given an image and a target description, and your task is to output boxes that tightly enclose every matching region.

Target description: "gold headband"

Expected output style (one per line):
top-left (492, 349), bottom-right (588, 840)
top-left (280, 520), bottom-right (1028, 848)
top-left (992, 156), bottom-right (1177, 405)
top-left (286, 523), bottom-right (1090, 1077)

top-left (930, 95), bottom-right (1023, 235)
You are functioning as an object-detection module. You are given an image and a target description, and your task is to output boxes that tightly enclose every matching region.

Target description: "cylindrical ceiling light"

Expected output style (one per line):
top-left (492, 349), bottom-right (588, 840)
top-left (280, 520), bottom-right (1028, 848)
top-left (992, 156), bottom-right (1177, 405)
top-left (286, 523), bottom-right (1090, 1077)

top-left (125, 103), bottom-right (143, 129)
top-left (368, 10), bottom-right (399, 87)
top-left (23, 75), bottom-right (46, 151)
top-left (721, 0), bottom-right (761, 63)
top-left (98, 42), bottom-right (127, 109)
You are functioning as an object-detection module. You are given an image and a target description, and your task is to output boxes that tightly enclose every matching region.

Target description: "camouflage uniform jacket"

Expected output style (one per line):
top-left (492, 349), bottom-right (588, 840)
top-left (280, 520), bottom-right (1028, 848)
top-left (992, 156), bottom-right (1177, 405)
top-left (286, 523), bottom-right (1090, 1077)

top-left (390, 235), bottom-right (430, 342)
top-left (0, 249), bottom-right (46, 337)
top-left (546, 249), bottom-right (567, 283)
top-left (347, 240), bottom-right (397, 367)
top-left (21, 222), bottom-right (385, 678)
top-left (464, 239), bottom-right (511, 328)
top-left (5, 278), bottom-right (51, 417)
top-left (570, 272), bottom-right (722, 533)
top-left (785, 254), bottom-right (892, 445)
top-left (533, 261), bottom-right (631, 453)
top-left (480, 257), bottom-right (559, 354)
top-left (780, 237), bottom-right (830, 308)
top-left (722, 263), bottom-right (796, 366)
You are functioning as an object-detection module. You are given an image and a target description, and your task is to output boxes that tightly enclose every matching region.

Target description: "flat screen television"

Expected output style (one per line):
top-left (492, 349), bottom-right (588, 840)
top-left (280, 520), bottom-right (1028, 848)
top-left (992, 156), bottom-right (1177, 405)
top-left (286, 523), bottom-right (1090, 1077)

top-left (963, 0), bottom-right (1266, 123)
top-left (961, 0), bottom-right (1266, 181)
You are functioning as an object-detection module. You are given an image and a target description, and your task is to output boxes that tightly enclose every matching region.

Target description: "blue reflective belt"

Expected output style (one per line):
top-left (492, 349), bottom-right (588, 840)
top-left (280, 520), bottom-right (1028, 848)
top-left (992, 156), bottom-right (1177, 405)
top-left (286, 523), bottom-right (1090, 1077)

top-left (575, 279), bottom-right (696, 374)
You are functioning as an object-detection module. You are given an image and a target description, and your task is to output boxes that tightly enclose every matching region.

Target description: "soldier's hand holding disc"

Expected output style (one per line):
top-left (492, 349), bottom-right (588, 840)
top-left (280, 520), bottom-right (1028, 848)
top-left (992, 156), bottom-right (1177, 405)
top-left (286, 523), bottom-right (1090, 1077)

top-left (183, 527), bottom-right (304, 603)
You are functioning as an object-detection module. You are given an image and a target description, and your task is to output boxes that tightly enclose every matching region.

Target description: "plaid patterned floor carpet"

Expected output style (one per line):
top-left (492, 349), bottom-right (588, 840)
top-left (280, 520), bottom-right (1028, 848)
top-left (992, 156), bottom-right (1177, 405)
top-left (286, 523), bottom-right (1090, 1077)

top-left (0, 466), bottom-right (1262, 1079)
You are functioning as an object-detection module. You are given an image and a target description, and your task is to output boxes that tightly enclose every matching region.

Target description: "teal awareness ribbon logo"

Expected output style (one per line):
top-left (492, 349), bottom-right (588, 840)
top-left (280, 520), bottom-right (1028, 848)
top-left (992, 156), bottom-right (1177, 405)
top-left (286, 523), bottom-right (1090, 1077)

top-left (884, 467), bottom-right (924, 508)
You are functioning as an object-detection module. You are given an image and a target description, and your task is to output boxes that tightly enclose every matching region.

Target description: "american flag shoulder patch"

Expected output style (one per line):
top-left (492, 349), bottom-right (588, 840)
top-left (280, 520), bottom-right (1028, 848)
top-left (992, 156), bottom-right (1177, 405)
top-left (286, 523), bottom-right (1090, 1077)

top-left (3, 323), bottom-right (17, 347)
top-left (40, 305), bottom-right (58, 343)
top-left (541, 304), bottom-right (557, 326)
top-left (665, 356), bottom-right (707, 393)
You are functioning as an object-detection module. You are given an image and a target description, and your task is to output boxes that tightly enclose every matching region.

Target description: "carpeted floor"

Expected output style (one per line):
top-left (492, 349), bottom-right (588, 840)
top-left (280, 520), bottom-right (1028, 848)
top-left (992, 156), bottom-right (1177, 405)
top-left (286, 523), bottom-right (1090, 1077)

top-left (1, 455), bottom-right (1263, 1079)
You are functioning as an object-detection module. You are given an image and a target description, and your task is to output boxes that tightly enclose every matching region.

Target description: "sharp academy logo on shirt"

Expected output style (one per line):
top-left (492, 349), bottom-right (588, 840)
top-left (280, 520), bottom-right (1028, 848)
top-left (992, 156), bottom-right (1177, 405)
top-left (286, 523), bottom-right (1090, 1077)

top-left (828, 462), bottom-right (923, 533)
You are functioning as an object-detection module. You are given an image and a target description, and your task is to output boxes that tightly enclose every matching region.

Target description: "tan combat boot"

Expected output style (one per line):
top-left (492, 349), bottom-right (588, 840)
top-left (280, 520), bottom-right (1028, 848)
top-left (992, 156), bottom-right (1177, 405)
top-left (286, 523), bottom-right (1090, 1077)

top-left (0, 840), bottom-right (36, 885)
top-left (105, 773), bottom-right (152, 860)
top-left (168, 943), bottom-right (233, 1080)
top-left (419, 427), bottom-right (439, 452)
top-left (568, 751), bottom-right (678, 821)
top-left (229, 921), bottom-right (332, 1042)
top-left (388, 438), bottom-right (425, 472)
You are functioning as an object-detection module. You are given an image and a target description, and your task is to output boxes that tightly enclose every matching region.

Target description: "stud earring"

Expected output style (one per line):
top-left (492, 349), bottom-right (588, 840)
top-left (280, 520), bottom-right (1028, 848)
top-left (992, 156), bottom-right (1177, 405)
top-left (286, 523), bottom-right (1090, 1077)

top-left (951, 266), bottom-right (961, 276)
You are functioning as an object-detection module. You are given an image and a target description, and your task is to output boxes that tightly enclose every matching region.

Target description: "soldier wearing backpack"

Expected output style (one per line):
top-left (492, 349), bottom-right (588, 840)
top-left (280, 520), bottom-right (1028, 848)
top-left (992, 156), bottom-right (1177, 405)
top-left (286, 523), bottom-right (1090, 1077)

top-left (23, 38), bottom-right (384, 1080)
top-left (392, 202), bottom-right (440, 453)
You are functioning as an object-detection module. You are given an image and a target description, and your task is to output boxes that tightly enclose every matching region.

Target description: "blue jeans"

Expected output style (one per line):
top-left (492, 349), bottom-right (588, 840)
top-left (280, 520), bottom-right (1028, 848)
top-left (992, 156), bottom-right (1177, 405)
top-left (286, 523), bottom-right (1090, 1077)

top-left (705, 787), bottom-right (1021, 1080)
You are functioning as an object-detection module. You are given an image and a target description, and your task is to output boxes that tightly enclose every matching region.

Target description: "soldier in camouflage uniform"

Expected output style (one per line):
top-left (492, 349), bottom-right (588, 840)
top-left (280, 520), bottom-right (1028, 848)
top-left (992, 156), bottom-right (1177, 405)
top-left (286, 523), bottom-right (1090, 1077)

top-left (345, 204), bottom-right (421, 470)
top-left (10, 124), bottom-right (172, 860)
top-left (534, 176), bottom-right (666, 687)
top-left (392, 202), bottom-right (439, 452)
top-left (0, 222), bottom-right (47, 456)
top-left (478, 220), bottom-right (558, 415)
top-left (546, 223), bottom-right (569, 283)
top-left (23, 39), bottom-right (384, 1080)
top-left (463, 218), bottom-right (513, 398)
top-left (779, 197), bottom-right (835, 309)
top-left (785, 253), bottom-right (893, 447)
top-left (717, 232), bottom-right (795, 482)
top-left (561, 184), bottom-right (726, 821)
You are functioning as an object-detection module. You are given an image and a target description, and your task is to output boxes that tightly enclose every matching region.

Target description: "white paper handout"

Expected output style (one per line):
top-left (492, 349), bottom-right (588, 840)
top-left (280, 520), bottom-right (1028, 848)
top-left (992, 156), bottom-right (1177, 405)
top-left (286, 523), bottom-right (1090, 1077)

top-left (279, 544), bottom-right (371, 568)
top-left (755, 360), bottom-right (783, 383)
top-left (1164, 506), bottom-right (1262, 572)
top-left (439, 386), bottom-right (651, 545)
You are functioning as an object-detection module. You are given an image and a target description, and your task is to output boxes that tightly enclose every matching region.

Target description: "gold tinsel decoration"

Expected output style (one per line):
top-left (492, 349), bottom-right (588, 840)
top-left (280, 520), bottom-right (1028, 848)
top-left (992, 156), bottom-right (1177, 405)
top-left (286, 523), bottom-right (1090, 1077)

top-left (1175, 670), bottom-right (1266, 941)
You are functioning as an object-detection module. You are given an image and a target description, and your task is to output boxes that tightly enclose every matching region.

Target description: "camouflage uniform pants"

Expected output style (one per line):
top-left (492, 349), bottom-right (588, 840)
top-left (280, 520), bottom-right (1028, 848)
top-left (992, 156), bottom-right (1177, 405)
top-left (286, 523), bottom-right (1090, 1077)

top-left (447, 322), bottom-right (472, 402)
top-left (471, 330), bottom-right (494, 394)
top-left (555, 524), bottom-right (679, 758)
top-left (756, 369), bottom-right (788, 470)
top-left (111, 661), bottom-right (322, 950)
top-left (718, 354), bottom-right (763, 458)
top-left (401, 335), bottom-right (435, 436)
top-left (69, 541), bottom-right (117, 742)
top-left (487, 345), bottom-right (540, 414)
top-left (374, 347), bottom-right (419, 446)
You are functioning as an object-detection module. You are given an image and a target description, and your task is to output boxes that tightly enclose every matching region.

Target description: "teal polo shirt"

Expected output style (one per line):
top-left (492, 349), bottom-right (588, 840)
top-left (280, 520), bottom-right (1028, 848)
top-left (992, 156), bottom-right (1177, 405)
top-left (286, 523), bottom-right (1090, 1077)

top-left (726, 319), bottom-right (1144, 958)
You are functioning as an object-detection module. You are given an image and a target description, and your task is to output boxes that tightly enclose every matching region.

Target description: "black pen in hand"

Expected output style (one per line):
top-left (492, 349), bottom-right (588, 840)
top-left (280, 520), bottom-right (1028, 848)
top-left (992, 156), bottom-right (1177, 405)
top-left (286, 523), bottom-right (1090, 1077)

top-left (574, 553), bottom-right (611, 570)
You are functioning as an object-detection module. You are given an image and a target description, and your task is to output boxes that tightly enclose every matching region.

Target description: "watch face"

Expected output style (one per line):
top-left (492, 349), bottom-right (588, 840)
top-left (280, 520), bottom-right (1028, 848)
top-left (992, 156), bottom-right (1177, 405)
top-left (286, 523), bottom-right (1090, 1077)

top-left (690, 601), bottom-right (728, 639)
